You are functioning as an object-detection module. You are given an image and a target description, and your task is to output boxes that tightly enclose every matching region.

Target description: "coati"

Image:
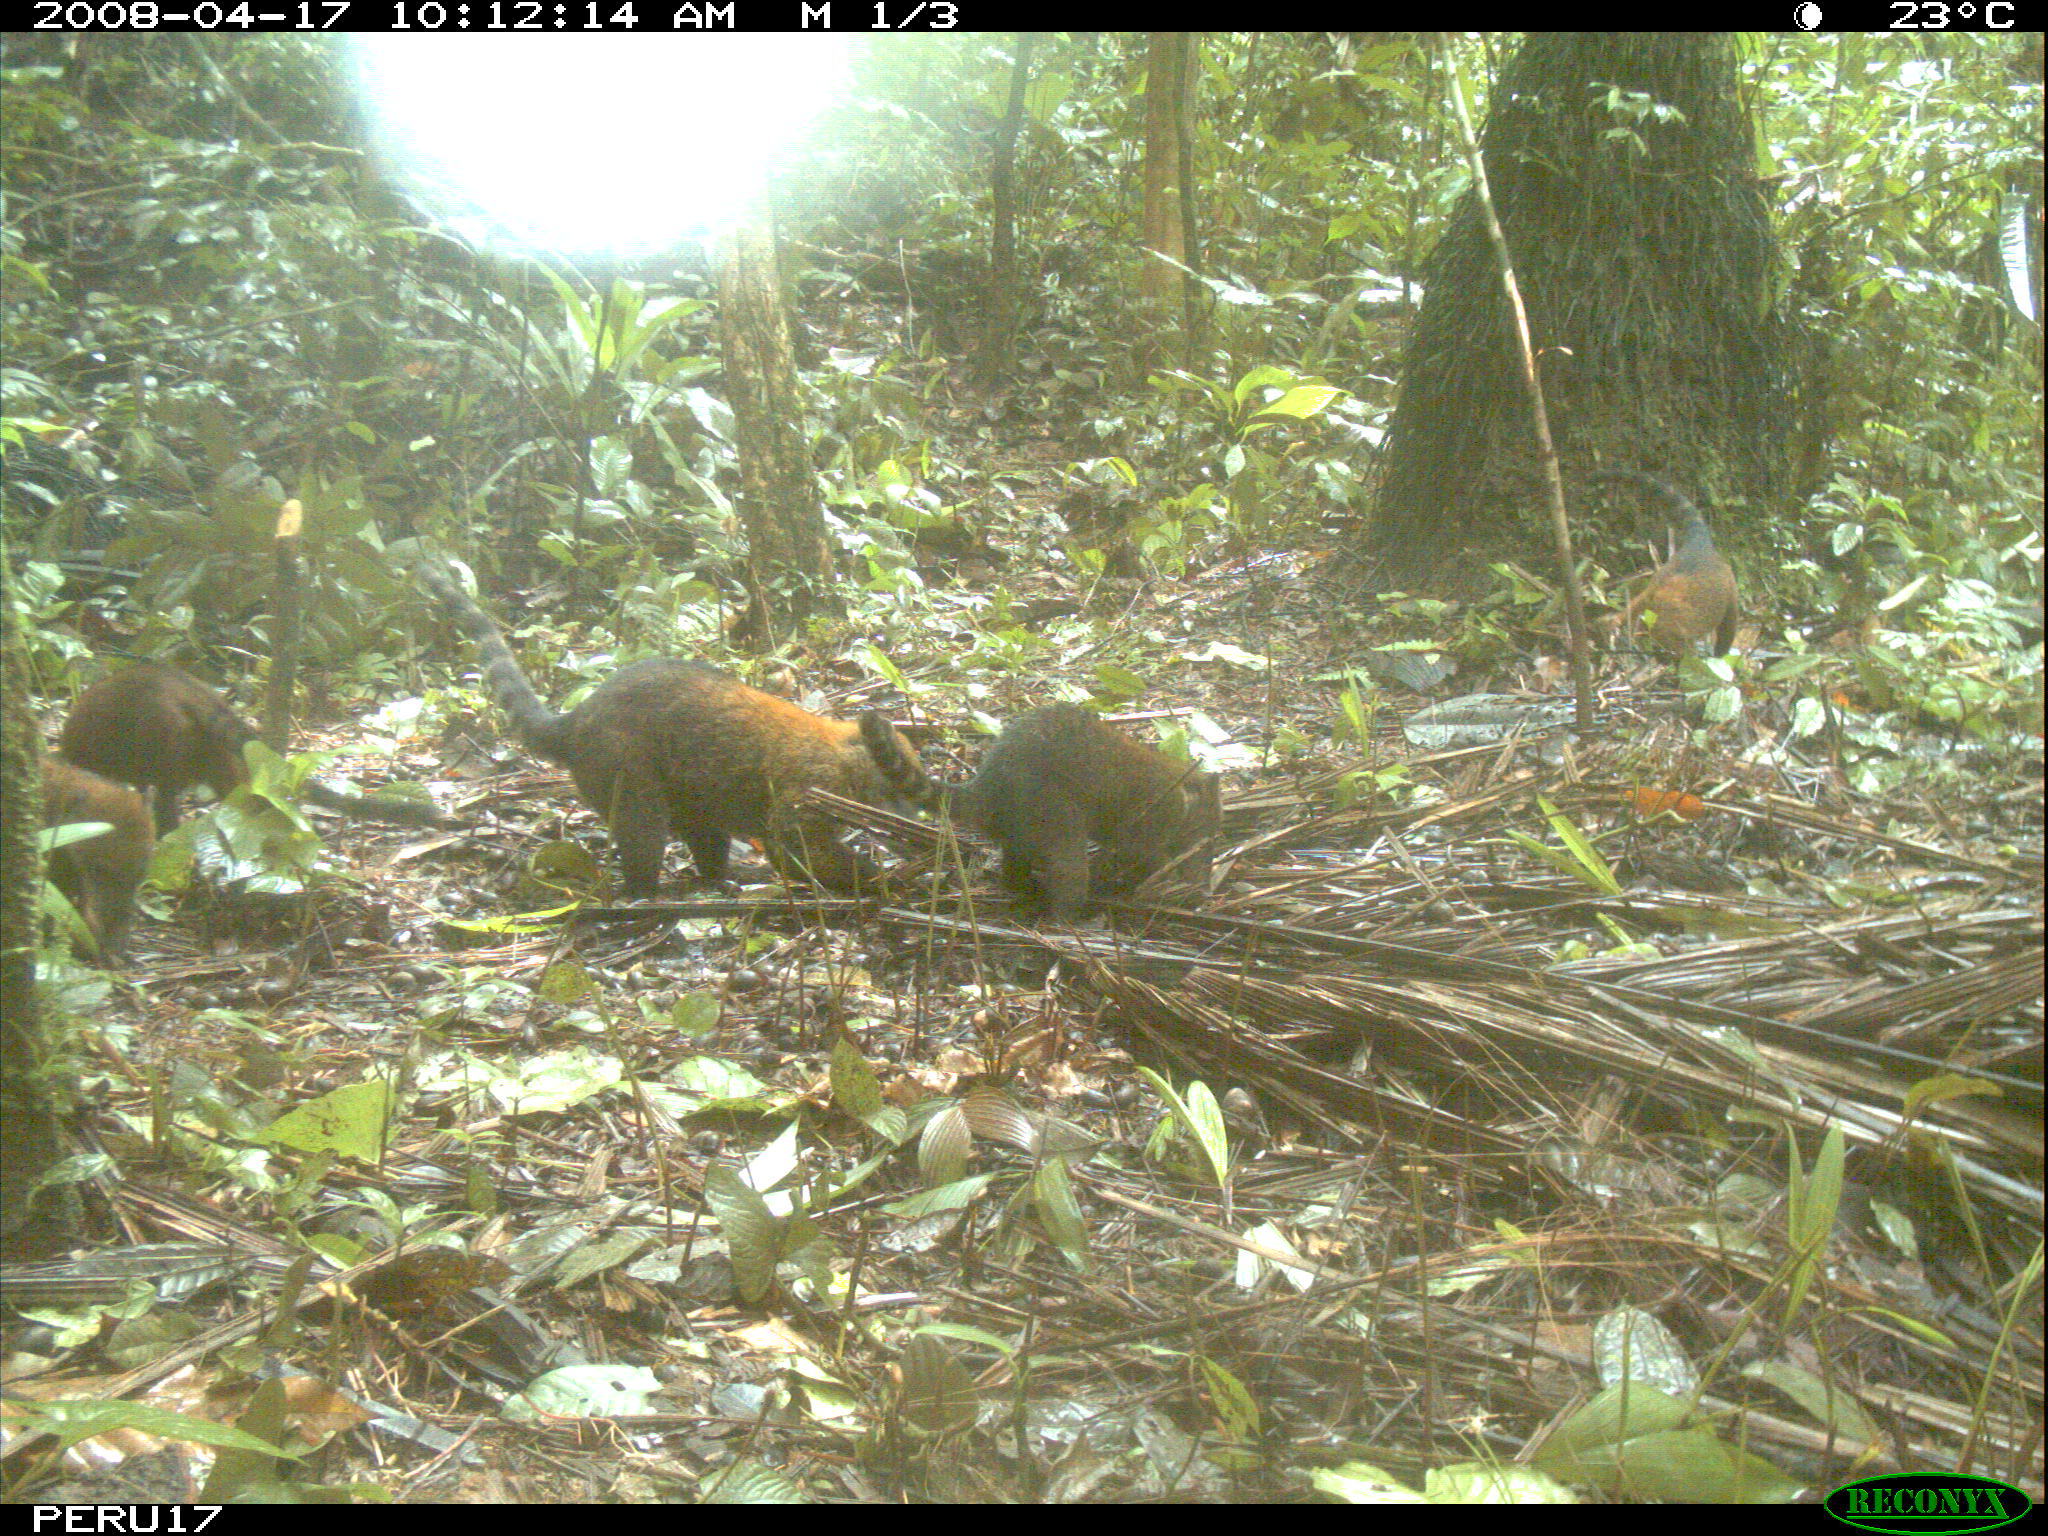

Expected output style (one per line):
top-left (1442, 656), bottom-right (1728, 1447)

top-left (58, 662), bottom-right (445, 835)
top-left (1592, 470), bottom-right (1738, 656)
top-left (41, 754), bottom-right (154, 960)
top-left (859, 703), bottom-right (1223, 920)
top-left (416, 557), bottom-right (921, 898)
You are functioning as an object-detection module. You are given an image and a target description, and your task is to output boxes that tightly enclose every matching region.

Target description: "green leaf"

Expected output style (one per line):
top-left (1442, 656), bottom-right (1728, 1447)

top-left (1902, 1072), bottom-right (2001, 1118)
top-left (885, 1172), bottom-right (997, 1219)
top-left (1230, 365), bottom-right (1295, 406)
top-left (1134, 1066), bottom-right (1231, 1187)
top-left (1998, 191), bottom-right (2036, 323)
top-left (1533, 796), bottom-right (1621, 895)
top-left (1783, 1122), bottom-right (1845, 1325)
top-left (260, 1080), bottom-right (395, 1163)
top-left (702, 1459), bottom-right (806, 1503)
top-left (537, 962), bottom-right (598, 1003)
top-left (1033, 1155), bottom-right (1088, 1266)
top-left (1877, 571), bottom-right (1931, 613)
top-left (1181, 1080), bottom-right (1231, 1188)
top-left (669, 991), bottom-right (722, 1036)
top-left (829, 1032), bottom-right (891, 1136)
top-left (1091, 665), bottom-right (1145, 703)
top-left (1787, 696), bottom-right (1827, 740)
top-left (912, 1322), bottom-right (1017, 1358)
top-left (1248, 384), bottom-right (1342, 424)
top-left (662, 1054), bottom-right (773, 1109)
top-left (39, 820), bottom-right (114, 854)
top-left (861, 644), bottom-right (911, 693)
top-left (13, 1399), bottom-right (308, 1459)
top-left (916, 1101), bottom-right (972, 1187)
top-left (502, 1365), bottom-right (664, 1420)
top-left (702, 1162), bottom-right (780, 1304)
top-left (1743, 1360), bottom-right (1882, 1443)
top-left (1196, 1355), bottom-right (1260, 1439)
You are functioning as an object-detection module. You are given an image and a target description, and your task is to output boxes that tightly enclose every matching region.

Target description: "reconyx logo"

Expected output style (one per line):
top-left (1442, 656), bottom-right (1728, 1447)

top-left (1824, 1474), bottom-right (2032, 1534)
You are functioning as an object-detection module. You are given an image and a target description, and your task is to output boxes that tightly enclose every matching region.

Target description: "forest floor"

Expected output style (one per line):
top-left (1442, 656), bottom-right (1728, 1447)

top-left (19, 442), bottom-right (2045, 1503)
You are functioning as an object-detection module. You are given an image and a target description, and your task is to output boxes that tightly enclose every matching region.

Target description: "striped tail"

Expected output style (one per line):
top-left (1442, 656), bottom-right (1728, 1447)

top-left (417, 557), bottom-right (571, 758)
top-left (857, 710), bottom-right (940, 805)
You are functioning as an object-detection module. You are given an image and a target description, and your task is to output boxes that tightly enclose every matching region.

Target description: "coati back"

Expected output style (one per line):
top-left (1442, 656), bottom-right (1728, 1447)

top-left (42, 754), bottom-right (154, 960)
top-left (417, 558), bottom-right (921, 898)
top-left (59, 663), bottom-right (444, 835)
top-left (1591, 470), bottom-right (1738, 656)
top-left (860, 703), bottom-right (1222, 919)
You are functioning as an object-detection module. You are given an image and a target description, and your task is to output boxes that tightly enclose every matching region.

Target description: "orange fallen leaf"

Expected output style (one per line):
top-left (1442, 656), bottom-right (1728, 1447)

top-left (1626, 787), bottom-right (1706, 821)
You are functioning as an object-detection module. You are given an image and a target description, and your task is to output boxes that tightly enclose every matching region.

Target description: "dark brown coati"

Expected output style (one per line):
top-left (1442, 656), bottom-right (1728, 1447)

top-left (1590, 470), bottom-right (1738, 656)
top-left (58, 662), bottom-right (445, 836)
top-left (41, 754), bottom-right (154, 960)
top-left (416, 558), bottom-right (922, 898)
top-left (859, 703), bottom-right (1223, 919)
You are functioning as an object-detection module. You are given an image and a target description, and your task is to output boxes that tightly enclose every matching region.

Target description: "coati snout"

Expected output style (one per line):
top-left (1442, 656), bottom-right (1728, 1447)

top-left (418, 557), bottom-right (920, 898)
top-left (861, 703), bottom-right (1222, 919)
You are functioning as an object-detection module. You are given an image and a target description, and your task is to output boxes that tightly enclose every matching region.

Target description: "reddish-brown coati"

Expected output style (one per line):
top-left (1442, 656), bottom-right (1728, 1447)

top-left (418, 557), bottom-right (921, 897)
top-left (1592, 470), bottom-right (1738, 656)
top-left (41, 753), bottom-right (154, 959)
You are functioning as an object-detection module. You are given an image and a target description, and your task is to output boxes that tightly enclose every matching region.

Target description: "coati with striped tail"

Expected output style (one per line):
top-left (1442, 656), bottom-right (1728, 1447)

top-left (59, 663), bottom-right (446, 836)
top-left (859, 703), bottom-right (1222, 919)
top-left (416, 558), bottom-right (921, 898)
top-left (1591, 469), bottom-right (1738, 657)
top-left (41, 754), bottom-right (154, 960)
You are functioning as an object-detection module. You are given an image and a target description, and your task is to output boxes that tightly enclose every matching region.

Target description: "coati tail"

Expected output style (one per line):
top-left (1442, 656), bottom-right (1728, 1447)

top-left (858, 710), bottom-right (937, 804)
top-left (417, 557), bottom-right (571, 755)
top-left (1590, 469), bottom-right (1707, 530)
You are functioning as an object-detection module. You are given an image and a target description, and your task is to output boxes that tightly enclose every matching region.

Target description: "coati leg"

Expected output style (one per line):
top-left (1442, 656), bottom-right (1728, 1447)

top-left (48, 837), bottom-right (141, 958)
top-left (763, 806), bottom-right (869, 893)
top-left (1102, 766), bottom-right (1223, 893)
top-left (994, 847), bottom-right (1034, 900)
top-left (1035, 862), bottom-right (1092, 922)
top-left (590, 768), bottom-right (672, 901)
top-left (68, 850), bottom-right (138, 959)
top-left (677, 821), bottom-right (733, 883)
top-left (1010, 800), bottom-right (1093, 919)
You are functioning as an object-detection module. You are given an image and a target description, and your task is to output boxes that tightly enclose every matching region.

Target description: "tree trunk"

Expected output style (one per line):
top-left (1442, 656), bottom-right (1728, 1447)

top-left (717, 210), bottom-right (841, 647)
top-left (976, 33), bottom-right (1037, 390)
top-left (1137, 33), bottom-right (1195, 374)
top-left (1, 545), bottom-right (80, 1258)
top-left (1370, 34), bottom-right (1790, 586)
